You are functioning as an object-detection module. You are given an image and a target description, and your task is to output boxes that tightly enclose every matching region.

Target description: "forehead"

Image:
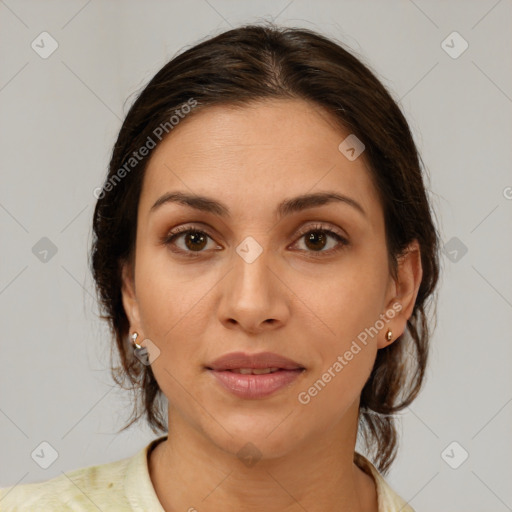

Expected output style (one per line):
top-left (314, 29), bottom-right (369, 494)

top-left (139, 99), bottom-right (381, 222)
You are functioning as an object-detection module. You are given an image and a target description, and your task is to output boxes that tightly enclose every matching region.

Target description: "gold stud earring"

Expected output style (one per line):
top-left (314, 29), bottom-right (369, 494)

top-left (385, 329), bottom-right (393, 342)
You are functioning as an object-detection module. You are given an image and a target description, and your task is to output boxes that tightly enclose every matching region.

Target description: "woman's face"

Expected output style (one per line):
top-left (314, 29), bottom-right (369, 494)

top-left (122, 99), bottom-right (417, 458)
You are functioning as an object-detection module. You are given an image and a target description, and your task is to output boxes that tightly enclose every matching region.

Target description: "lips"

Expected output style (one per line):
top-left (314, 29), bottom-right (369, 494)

top-left (205, 352), bottom-right (305, 399)
top-left (206, 351), bottom-right (305, 372)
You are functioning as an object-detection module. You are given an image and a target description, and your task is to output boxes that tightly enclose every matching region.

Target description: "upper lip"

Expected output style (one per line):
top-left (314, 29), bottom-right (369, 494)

top-left (206, 351), bottom-right (305, 371)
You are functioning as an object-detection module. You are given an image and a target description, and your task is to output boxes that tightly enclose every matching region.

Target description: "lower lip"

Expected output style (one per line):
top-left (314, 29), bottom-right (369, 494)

top-left (208, 369), bottom-right (304, 399)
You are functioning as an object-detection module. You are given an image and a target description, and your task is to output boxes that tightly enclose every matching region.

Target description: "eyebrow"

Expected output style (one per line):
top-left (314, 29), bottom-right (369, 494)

top-left (150, 190), bottom-right (366, 218)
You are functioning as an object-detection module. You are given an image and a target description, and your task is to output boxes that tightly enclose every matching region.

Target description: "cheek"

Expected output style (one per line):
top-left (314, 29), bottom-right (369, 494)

top-left (296, 271), bottom-right (382, 417)
top-left (135, 268), bottom-right (172, 337)
top-left (134, 250), bottom-right (216, 377)
top-left (298, 252), bottom-right (389, 340)
top-left (134, 247), bottom-right (202, 332)
top-left (296, 343), bottom-right (376, 432)
top-left (294, 249), bottom-right (387, 404)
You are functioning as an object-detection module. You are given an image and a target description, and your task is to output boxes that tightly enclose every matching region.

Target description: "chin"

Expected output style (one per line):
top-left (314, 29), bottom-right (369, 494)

top-left (204, 414), bottom-right (310, 462)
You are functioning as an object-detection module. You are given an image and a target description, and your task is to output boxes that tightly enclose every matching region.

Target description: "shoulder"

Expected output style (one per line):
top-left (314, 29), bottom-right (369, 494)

top-left (354, 452), bottom-right (416, 512)
top-left (0, 456), bottom-right (132, 511)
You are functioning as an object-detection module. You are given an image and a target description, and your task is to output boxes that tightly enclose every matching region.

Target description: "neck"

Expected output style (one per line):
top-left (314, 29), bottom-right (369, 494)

top-left (148, 403), bottom-right (378, 512)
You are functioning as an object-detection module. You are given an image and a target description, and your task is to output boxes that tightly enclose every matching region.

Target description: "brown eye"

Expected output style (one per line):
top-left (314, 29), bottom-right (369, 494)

top-left (163, 223), bottom-right (348, 259)
top-left (182, 231), bottom-right (208, 251)
top-left (304, 231), bottom-right (328, 251)
top-left (292, 224), bottom-right (349, 256)
top-left (163, 226), bottom-right (217, 257)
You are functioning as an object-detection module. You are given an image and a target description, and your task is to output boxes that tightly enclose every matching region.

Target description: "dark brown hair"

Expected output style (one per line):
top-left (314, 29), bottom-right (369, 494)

top-left (90, 22), bottom-right (440, 475)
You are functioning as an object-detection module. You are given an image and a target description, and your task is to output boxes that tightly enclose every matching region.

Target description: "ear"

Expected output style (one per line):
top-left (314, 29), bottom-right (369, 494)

top-left (378, 239), bottom-right (423, 349)
top-left (120, 259), bottom-right (142, 332)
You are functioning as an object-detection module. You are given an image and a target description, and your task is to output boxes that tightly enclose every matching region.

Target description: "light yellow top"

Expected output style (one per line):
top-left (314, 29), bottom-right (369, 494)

top-left (0, 436), bottom-right (415, 511)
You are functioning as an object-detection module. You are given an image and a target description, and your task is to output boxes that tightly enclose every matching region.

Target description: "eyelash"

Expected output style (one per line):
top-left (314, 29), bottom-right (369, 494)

top-left (162, 223), bottom-right (349, 259)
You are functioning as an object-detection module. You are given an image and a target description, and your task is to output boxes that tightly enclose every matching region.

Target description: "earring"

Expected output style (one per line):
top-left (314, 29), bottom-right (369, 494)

top-left (385, 329), bottom-right (393, 342)
top-left (131, 332), bottom-right (142, 349)
top-left (131, 332), bottom-right (148, 362)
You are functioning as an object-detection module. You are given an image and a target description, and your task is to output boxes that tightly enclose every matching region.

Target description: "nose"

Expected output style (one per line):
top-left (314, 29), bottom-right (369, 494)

top-left (217, 245), bottom-right (291, 334)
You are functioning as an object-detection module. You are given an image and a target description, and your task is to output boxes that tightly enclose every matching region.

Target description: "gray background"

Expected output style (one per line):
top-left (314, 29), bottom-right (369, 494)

top-left (1, 1), bottom-right (511, 510)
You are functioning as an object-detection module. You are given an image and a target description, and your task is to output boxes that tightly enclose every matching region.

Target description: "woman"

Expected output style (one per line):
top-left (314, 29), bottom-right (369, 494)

top-left (0, 22), bottom-right (439, 511)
